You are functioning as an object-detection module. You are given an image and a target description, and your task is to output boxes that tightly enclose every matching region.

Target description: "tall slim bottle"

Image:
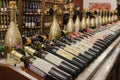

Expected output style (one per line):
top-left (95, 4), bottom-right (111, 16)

top-left (4, 1), bottom-right (22, 64)
top-left (66, 3), bottom-right (75, 34)
top-left (81, 9), bottom-right (87, 33)
top-left (75, 7), bottom-right (81, 33)
top-left (49, 5), bottom-right (61, 41)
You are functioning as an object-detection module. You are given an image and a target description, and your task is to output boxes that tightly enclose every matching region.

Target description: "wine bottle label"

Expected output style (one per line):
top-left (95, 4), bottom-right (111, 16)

top-left (32, 58), bottom-right (54, 73)
top-left (74, 42), bottom-right (89, 53)
top-left (24, 46), bottom-right (36, 56)
top-left (64, 45), bottom-right (79, 55)
top-left (69, 45), bottom-right (82, 53)
top-left (56, 48), bottom-right (74, 60)
top-left (1, 8), bottom-right (3, 12)
top-left (28, 64), bottom-right (46, 78)
top-left (81, 40), bottom-right (93, 47)
top-left (45, 53), bottom-right (63, 66)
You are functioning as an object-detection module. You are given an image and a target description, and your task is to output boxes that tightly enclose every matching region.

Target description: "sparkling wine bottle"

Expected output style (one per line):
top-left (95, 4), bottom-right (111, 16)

top-left (4, 1), bottom-right (22, 64)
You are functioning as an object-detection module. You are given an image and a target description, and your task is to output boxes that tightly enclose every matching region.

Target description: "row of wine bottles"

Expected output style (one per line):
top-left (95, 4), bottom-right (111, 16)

top-left (4, 24), bottom-right (120, 80)
top-left (22, 16), bottom-right (41, 28)
top-left (22, 29), bottom-right (41, 37)
top-left (23, 1), bottom-right (42, 15)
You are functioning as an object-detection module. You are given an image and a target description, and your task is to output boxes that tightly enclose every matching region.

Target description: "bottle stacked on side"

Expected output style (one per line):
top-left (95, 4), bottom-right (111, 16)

top-left (20, 24), bottom-right (120, 80)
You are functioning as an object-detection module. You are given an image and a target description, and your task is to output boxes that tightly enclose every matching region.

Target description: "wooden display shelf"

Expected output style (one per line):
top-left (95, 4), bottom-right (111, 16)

top-left (0, 64), bottom-right (44, 80)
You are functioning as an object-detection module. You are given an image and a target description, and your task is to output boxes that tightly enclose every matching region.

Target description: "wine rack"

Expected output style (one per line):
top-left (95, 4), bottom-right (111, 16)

top-left (0, 0), bottom-right (64, 43)
top-left (22, 0), bottom-right (42, 37)
top-left (0, 0), bottom-right (18, 44)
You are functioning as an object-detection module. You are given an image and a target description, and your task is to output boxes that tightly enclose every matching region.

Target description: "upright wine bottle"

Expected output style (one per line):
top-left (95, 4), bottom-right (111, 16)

top-left (24, 46), bottom-right (80, 78)
top-left (66, 3), bottom-right (75, 34)
top-left (81, 9), bottom-right (87, 33)
top-left (4, 1), bottom-right (23, 64)
top-left (49, 5), bottom-right (61, 41)
top-left (10, 50), bottom-right (72, 80)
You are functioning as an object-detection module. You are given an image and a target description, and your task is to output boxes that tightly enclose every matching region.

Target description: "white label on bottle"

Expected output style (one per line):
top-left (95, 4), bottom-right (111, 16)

top-left (56, 48), bottom-right (74, 60)
top-left (1, 8), bottom-right (3, 12)
top-left (28, 64), bottom-right (46, 78)
top-left (32, 58), bottom-right (54, 73)
top-left (45, 53), bottom-right (63, 66)
top-left (64, 45), bottom-right (80, 55)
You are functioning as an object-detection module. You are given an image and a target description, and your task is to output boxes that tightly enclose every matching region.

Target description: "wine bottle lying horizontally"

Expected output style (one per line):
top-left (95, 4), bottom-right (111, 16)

top-left (10, 49), bottom-right (72, 80)
top-left (23, 36), bottom-right (87, 70)
top-left (24, 46), bottom-right (80, 78)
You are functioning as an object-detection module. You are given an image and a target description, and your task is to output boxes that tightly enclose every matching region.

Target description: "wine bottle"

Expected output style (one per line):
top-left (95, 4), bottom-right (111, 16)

top-left (90, 10), bottom-right (96, 30)
top-left (4, 1), bottom-right (23, 64)
top-left (24, 46), bottom-right (80, 77)
top-left (57, 37), bottom-right (99, 57)
top-left (51, 40), bottom-right (90, 64)
top-left (10, 50), bottom-right (72, 80)
top-left (66, 3), bottom-right (75, 34)
top-left (49, 5), bottom-right (61, 41)
top-left (81, 9), bottom-right (87, 33)
top-left (42, 44), bottom-right (86, 70)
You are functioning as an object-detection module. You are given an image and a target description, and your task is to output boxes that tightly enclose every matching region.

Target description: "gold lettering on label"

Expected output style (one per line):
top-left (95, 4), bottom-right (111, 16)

top-left (64, 45), bottom-right (80, 55)
top-left (56, 48), bottom-right (74, 60)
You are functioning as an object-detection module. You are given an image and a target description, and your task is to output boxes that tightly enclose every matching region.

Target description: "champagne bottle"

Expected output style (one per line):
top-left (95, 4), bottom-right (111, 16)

top-left (10, 50), bottom-right (72, 80)
top-left (49, 5), bottom-right (61, 41)
top-left (24, 46), bottom-right (80, 78)
top-left (99, 9), bottom-right (103, 26)
top-left (90, 10), bottom-right (96, 29)
top-left (81, 9), bottom-right (87, 33)
top-left (86, 9), bottom-right (91, 30)
top-left (66, 3), bottom-right (75, 34)
top-left (94, 10), bottom-right (100, 29)
top-left (75, 15), bottom-right (80, 33)
top-left (4, 1), bottom-right (23, 64)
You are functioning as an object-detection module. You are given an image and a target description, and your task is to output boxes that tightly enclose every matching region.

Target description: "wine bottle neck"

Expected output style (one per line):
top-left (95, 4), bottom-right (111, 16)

top-left (10, 10), bottom-right (14, 21)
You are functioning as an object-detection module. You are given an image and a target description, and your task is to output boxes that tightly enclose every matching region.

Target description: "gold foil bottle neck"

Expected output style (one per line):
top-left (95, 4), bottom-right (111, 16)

top-left (49, 5), bottom-right (61, 41)
top-left (9, 1), bottom-right (16, 22)
top-left (11, 50), bottom-right (23, 61)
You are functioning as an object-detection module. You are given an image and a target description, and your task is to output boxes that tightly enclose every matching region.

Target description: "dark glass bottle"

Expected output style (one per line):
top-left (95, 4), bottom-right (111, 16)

top-left (10, 49), bottom-right (72, 80)
top-left (24, 46), bottom-right (80, 78)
